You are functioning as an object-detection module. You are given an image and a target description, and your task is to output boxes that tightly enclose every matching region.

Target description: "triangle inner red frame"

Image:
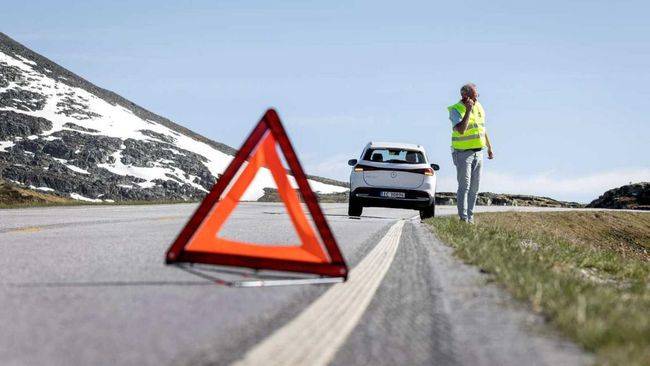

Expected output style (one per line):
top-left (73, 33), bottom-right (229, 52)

top-left (165, 109), bottom-right (348, 278)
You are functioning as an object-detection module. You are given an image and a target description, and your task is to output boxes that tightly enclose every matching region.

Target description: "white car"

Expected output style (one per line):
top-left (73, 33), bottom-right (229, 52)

top-left (348, 142), bottom-right (439, 219)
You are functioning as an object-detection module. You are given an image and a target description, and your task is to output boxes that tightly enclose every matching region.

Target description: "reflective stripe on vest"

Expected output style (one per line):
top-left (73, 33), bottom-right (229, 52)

top-left (448, 101), bottom-right (486, 150)
top-left (452, 133), bottom-right (482, 141)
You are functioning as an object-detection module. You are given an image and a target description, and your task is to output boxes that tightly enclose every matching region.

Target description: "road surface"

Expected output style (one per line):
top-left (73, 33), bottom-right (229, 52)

top-left (0, 203), bottom-right (591, 365)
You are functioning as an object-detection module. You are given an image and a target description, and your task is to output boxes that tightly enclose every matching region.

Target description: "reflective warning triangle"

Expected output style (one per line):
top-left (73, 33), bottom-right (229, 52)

top-left (165, 109), bottom-right (348, 279)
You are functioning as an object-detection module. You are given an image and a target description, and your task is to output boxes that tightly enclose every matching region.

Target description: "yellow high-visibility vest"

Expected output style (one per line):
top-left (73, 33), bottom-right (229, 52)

top-left (448, 101), bottom-right (487, 150)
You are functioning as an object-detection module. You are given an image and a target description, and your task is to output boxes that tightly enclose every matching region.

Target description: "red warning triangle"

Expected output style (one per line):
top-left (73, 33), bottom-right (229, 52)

top-left (165, 109), bottom-right (348, 279)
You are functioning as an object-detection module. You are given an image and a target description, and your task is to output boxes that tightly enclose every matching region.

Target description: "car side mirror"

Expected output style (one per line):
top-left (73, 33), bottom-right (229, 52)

top-left (431, 164), bottom-right (440, 171)
top-left (348, 159), bottom-right (358, 166)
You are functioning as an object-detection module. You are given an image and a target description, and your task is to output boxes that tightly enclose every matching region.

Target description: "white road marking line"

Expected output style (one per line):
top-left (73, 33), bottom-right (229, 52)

top-left (232, 220), bottom-right (405, 366)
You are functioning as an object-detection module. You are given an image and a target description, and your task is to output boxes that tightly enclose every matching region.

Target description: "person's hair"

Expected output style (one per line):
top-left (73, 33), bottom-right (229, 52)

top-left (460, 83), bottom-right (476, 97)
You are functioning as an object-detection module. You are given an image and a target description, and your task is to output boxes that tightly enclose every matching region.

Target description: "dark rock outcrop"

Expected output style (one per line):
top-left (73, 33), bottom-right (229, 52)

top-left (0, 111), bottom-right (52, 139)
top-left (139, 129), bottom-right (176, 143)
top-left (63, 123), bottom-right (99, 133)
top-left (258, 188), bottom-right (582, 208)
top-left (0, 89), bottom-right (47, 111)
top-left (587, 182), bottom-right (649, 210)
top-left (435, 192), bottom-right (583, 208)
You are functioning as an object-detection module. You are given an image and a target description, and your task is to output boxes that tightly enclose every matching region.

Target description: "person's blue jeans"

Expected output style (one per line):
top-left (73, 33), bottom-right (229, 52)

top-left (452, 149), bottom-right (483, 221)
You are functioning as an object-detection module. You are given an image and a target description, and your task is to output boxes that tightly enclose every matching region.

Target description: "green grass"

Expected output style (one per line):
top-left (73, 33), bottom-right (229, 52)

top-left (425, 212), bottom-right (650, 366)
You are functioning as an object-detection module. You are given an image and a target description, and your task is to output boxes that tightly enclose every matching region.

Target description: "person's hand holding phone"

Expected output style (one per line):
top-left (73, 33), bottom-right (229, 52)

top-left (462, 97), bottom-right (475, 110)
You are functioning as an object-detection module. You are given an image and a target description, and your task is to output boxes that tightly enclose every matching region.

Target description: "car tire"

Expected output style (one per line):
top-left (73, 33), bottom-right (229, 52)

top-left (348, 197), bottom-right (363, 217)
top-left (419, 202), bottom-right (435, 219)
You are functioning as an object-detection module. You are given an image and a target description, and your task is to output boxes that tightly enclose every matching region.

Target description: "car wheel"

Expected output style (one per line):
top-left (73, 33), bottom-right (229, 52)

top-left (348, 197), bottom-right (363, 217)
top-left (419, 202), bottom-right (435, 219)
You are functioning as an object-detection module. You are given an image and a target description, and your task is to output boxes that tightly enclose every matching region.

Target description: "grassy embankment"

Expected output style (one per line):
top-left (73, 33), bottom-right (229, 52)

top-left (0, 179), bottom-right (73, 208)
top-left (0, 180), bottom-right (196, 209)
top-left (425, 211), bottom-right (649, 366)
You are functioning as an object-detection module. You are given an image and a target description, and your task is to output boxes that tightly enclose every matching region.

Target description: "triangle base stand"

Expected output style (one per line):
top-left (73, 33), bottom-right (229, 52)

top-left (232, 277), bottom-right (344, 288)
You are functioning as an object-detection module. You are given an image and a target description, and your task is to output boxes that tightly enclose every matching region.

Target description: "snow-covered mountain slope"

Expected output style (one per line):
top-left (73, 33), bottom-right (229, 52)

top-left (0, 33), bottom-right (347, 202)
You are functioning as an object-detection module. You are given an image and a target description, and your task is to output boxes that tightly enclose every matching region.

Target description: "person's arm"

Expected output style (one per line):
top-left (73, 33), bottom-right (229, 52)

top-left (453, 99), bottom-right (474, 134)
top-left (485, 132), bottom-right (494, 159)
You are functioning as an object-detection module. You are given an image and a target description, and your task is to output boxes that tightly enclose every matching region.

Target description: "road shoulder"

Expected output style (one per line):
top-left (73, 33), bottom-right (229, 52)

top-left (331, 219), bottom-right (591, 366)
top-left (414, 221), bottom-right (592, 366)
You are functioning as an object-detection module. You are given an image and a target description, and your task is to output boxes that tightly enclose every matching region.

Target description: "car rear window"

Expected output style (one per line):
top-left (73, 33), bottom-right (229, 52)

top-left (363, 148), bottom-right (426, 164)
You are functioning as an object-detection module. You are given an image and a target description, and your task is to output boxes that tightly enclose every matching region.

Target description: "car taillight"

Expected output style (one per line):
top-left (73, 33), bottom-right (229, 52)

top-left (423, 168), bottom-right (434, 176)
top-left (354, 165), bottom-right (364, 172)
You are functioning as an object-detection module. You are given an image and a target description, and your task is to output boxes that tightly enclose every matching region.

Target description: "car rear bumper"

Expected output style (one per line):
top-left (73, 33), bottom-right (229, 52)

top-left (351, 187), bottom-right (434, 209)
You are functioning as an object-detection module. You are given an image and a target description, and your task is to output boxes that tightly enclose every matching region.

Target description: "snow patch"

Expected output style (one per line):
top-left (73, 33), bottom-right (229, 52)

top-left (30, 185), bottom-right (55, 192)
top-left (162, 147), bottom-right (184, 156)
top-left (70, 193), bottom-right (102, 202)
top-left (66, 165), bottom-right (90, 175)
top-left (304, 179), bottom-right (348, 194)
top-left (137, 181), bottom-right (156, 189)
top-left (52, 157), bottom-right (90, 174)
top-left (0, 141), bottom-right (15, 152)
top-left (98, 150), bottom-right (207, 192)
top-left (13, 54), bottom-right (37, 66)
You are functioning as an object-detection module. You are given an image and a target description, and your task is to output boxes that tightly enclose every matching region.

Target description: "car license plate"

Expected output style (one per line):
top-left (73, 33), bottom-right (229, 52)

top-left (380, 191), bottom-right (405, 198)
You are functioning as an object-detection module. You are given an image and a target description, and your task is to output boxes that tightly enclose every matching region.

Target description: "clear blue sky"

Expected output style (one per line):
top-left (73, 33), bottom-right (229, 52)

top-left (2, 0), bottom-right (648, 202)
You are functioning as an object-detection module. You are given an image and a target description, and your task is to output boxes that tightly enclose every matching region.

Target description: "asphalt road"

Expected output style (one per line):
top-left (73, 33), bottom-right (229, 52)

top-left (0, 203), bottom-right (591, 365)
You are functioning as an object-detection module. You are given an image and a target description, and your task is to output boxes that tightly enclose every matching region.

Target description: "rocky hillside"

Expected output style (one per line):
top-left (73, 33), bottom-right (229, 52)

top-left (257, 187), bottom-right (583, 208)
top-left (587, 182), bottom-right (649, 210)
top-left (435, 192), bottom-right (583, 208)
top-left (258, 187), bottom-right (349, 203)
top-left (0, 33), bottom-right (347, 202)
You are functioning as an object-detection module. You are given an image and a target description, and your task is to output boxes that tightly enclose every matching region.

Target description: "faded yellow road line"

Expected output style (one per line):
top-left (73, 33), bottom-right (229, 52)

top-left (6, 226), bottom-right (43, 234)
top-left (1, 215), bottom-right (186, 235)
top-left (232, 220), bottom-right (405, 366)
top-left (153, 215), bottom-right (184, 222)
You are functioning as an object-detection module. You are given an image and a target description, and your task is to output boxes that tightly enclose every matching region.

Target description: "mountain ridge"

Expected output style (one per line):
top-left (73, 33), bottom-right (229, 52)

top-left (0, 32), bottom-right (347, 202)
top-left (0, 32), bottom-right (239, 156)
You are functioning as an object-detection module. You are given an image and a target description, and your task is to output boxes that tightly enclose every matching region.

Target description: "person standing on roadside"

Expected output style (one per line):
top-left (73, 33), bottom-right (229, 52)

top-left (448, 83), bottom-right (494, 223)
